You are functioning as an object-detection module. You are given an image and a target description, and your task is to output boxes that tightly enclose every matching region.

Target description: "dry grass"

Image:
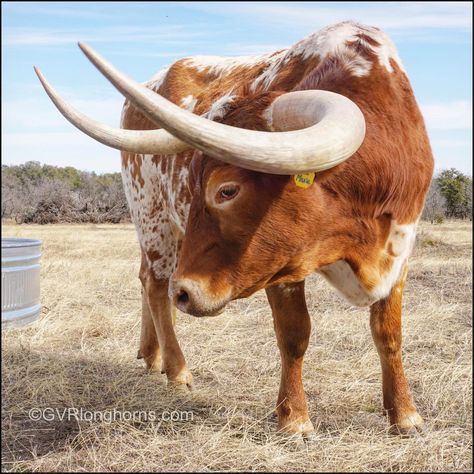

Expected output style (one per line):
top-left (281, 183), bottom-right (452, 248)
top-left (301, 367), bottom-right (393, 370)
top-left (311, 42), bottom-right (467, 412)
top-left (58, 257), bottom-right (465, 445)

top-left (1, 220), bottom-right (472, 472)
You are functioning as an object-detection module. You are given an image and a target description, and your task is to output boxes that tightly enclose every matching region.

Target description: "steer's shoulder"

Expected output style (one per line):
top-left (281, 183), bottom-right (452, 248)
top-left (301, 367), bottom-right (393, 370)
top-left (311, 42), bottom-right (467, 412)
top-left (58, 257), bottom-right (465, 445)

top-left (317, 216), bottom-right (419, 307)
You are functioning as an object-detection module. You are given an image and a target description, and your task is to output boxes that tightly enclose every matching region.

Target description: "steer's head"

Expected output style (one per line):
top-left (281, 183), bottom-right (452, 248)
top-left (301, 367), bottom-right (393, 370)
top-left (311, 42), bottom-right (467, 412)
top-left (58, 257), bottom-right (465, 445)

top-left (170, 100), bottom-right (326, 316)
top-left (172, 154), bottom-right (317, 316)
top-left (34, 43), bottom-right (366, 317)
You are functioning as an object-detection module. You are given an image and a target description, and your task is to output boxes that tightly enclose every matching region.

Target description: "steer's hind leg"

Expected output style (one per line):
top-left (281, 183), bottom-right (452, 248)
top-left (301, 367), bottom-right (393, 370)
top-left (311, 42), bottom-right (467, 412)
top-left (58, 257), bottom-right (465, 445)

top-left (266, 281), bottom-right (314, 434)
top-left (370, 265), bottom-right (424, 434)
top-left (141, 268), bottom-right (193, 389)
top-left (137, 286), bottom-right (162, 372)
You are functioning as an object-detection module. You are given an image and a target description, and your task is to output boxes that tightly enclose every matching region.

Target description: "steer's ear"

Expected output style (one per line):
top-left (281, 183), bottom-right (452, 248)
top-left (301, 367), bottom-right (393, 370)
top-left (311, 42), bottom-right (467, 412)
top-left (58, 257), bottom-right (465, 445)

top-left (188, 151), bottom-right (204, 194)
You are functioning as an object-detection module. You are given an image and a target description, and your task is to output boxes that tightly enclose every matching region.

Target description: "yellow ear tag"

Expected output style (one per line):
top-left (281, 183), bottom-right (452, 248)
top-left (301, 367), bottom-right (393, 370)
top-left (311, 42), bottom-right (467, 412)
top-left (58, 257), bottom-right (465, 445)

top-left (294, 173), bottom-right (315, 189)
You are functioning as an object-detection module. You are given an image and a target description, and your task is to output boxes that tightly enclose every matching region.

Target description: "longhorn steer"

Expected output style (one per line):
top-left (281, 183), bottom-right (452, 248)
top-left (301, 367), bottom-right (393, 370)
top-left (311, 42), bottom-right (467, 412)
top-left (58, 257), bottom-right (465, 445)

top-left (36, 21), bottom-right (434, 435)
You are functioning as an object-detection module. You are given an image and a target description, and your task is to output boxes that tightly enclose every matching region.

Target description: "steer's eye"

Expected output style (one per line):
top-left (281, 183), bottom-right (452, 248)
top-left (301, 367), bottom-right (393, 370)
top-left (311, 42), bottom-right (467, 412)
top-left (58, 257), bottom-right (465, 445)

top-left (217, 184), bottom-right (240, 202)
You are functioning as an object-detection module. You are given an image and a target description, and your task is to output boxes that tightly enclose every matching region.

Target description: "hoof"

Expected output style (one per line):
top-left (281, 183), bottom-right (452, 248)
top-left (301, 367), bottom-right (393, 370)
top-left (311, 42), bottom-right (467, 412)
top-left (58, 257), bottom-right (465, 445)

top-left (278, 418), bottom-right (315, 435)
top-left (274, 424), bottom-right (316, 449)
top-left (166, 367), bottom-right (194, 392)
top-left (389, 412), bottom-right (424, 436)
top-left (302, 431), bottom-right (319, 444)
top-left (167, 382), bottom-right (194, 393)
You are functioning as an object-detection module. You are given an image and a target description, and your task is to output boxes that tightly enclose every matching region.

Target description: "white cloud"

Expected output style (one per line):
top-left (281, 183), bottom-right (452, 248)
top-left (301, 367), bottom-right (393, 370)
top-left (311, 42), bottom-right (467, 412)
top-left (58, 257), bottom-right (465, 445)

top-left (3, 2), bottom-right (112, 19)
top-left (421, 101), bottom-right (472, 130)
top-left (7, 3), bottom-right (470, 50)
top-left (4, 25), bottom-right (209, 47)
top-left (188, 2), bottom-right (472, 33)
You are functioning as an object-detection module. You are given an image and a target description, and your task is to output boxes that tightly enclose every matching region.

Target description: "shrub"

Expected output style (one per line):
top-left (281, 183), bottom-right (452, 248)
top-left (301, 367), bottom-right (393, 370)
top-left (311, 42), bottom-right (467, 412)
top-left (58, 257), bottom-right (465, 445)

top-left (2, 162), bottom-right (130, 224)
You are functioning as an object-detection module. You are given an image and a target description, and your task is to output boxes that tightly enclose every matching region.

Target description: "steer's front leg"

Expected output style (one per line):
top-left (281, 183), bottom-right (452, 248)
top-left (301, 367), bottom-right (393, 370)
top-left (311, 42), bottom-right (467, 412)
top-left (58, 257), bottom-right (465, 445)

top-left (370, 264), bottom-right (424, 434)
top-left (266, 281), bottom-right (314, 434)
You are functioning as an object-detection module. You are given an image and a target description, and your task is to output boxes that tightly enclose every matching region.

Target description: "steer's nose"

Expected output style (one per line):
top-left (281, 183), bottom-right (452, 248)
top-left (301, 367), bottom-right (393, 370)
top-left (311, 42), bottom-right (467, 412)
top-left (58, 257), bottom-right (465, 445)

top-left (171, 279), bottom-right (197, 314)
top-left (170, 278), bottom-right (226, 317)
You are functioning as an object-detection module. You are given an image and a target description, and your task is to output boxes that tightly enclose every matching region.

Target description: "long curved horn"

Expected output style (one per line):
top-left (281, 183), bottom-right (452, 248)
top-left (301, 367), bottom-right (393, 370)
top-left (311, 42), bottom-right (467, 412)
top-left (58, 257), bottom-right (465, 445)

top-left (34, 67), bottom-right (191, 155)
top-left (78, 43), bottom-right (366, 174)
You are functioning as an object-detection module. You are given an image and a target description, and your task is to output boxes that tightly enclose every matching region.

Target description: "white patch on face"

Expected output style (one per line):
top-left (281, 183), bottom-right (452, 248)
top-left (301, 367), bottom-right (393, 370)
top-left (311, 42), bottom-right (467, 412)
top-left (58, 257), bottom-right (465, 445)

top-left (318, 219), bottom-right (418, 307)
top-left (180, 95), bottom-right (198, 112)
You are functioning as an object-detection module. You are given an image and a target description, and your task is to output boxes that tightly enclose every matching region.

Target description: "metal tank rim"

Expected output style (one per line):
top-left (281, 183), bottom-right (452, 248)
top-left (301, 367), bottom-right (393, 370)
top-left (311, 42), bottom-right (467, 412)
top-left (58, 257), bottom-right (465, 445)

top-left (2, 238), bottom-right (43, 248)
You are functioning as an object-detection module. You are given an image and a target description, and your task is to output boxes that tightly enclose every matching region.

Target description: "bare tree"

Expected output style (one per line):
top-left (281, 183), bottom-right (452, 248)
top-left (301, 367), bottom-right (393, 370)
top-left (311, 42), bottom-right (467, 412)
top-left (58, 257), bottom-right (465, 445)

top-left (422, 178), bottom-right (447, 224)
top-left (2, 163), bottom-right (131, 224)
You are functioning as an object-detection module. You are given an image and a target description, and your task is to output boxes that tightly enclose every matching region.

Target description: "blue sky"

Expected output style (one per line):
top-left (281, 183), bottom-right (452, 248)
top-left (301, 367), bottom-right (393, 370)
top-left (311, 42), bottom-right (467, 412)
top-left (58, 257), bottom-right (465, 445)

top-left (2, 1), bottom-right (472, 175)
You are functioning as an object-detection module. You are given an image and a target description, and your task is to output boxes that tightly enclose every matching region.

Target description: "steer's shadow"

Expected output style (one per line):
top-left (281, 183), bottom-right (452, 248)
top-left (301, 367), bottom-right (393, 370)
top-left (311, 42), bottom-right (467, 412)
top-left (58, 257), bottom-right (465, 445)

top-left (2, 344), bottom-right (250, 464)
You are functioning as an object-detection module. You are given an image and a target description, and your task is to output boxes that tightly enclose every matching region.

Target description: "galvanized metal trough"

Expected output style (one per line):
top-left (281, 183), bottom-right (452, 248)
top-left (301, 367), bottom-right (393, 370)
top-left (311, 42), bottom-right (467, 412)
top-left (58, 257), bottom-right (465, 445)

top-left (1, 238), bottom-right (42, 328)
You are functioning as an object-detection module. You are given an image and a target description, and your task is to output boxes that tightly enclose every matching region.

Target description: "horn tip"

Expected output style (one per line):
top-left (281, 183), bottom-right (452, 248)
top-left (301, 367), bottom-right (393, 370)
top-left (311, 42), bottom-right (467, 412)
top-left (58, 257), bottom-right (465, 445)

top-left (33, 66), bottom-right (43, 80)
top-left (78, 42), bottom-right (96, 62)
top-left (78, 41), bottom-right (89, 53)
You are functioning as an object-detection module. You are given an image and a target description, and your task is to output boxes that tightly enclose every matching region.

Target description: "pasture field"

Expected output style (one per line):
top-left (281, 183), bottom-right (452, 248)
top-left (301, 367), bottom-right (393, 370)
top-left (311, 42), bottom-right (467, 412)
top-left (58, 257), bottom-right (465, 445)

top-left (1, 221), bottom-right (472, 472)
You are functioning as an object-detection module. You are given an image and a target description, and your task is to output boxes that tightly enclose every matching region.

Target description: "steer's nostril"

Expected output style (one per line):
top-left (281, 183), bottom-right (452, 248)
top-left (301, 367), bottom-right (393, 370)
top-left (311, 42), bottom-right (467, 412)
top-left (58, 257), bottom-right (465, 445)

top-left (177, 289), bottom-right (189, 306)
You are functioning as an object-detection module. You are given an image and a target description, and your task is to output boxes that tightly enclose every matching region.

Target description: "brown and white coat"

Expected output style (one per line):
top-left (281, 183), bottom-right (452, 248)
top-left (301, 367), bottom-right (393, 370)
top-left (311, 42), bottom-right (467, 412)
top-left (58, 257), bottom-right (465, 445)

top-left (38, 21), bottom-right (434, 435)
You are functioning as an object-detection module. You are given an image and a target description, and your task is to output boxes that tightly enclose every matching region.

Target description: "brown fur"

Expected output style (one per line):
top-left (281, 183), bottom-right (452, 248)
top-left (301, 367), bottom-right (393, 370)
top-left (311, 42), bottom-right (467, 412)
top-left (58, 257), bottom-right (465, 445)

top-left (119, 21), bottom-right (433, 434)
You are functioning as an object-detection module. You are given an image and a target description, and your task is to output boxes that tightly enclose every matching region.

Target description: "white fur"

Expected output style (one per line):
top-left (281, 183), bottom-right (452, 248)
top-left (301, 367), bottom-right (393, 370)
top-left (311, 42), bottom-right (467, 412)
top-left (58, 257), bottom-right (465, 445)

top-left (251, 21), bottom-right (405, 92)
top-left (180, 95), bottom-right (198, 112)
top-left (370, 220), bottom-right (417, 301)
top-left (372, 28), bottom-right (405, 74)
top-left (293, 22), bottom-right (405, 73)
top-left (318, 261), bottom-right (376, 307)
top-left (277, 283), bottom-right (298, 295)
top-left (121, 153), bottom-right (191, 277)
top-left (318, 220), bottom-right (418, 307)
top-left (249, 49), bottom-right (288, 93)
top-left (148, 65), bottom-right (171, 91)
top-left (183, 54), bottom-right (267, 75)
top-left (204, 92), bottom-right (236, 121)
